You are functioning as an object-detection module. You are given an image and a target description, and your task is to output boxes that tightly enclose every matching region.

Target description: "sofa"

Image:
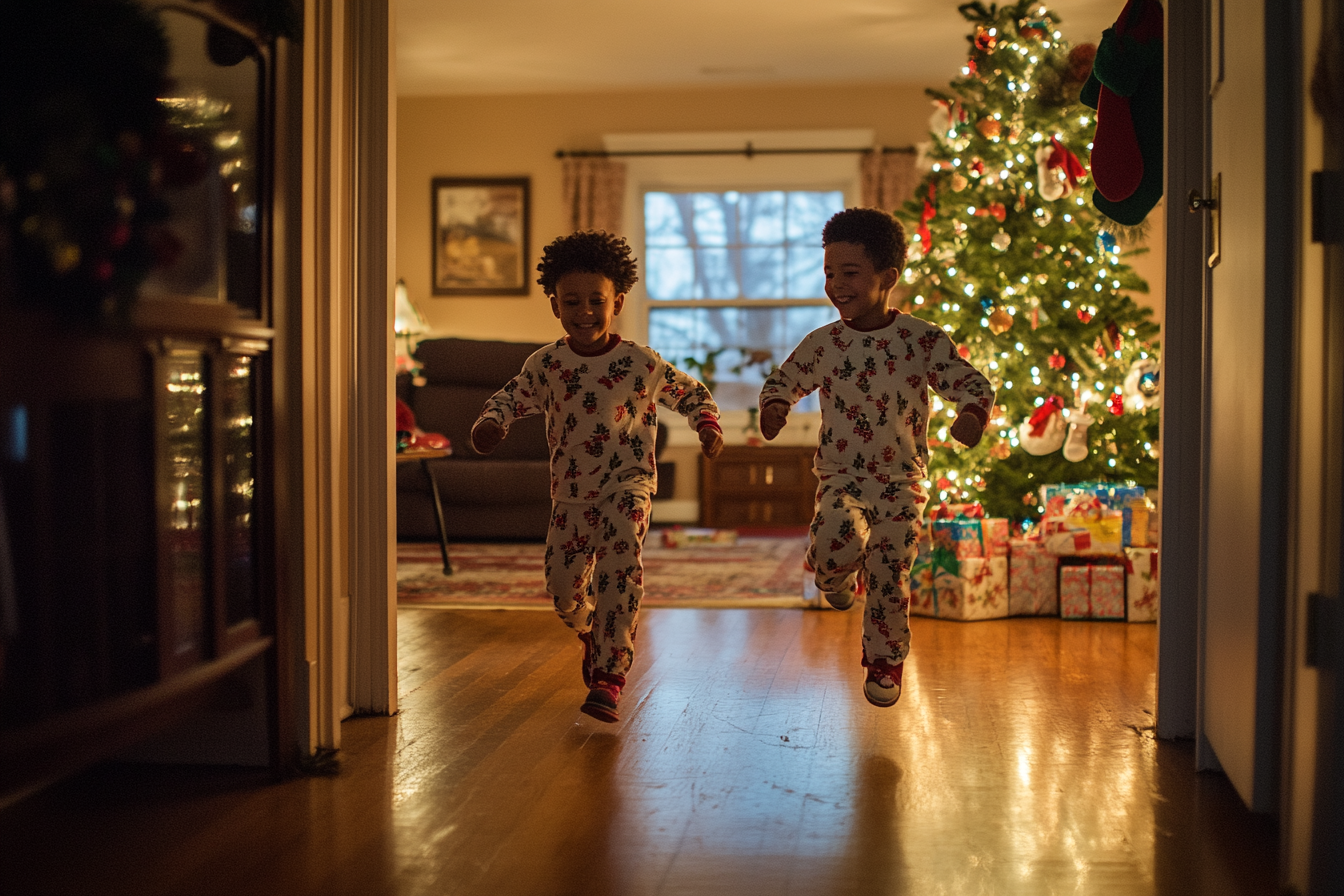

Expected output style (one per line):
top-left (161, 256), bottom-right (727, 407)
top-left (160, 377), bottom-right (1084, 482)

top-left (396, 337), bottom-right (674, 542)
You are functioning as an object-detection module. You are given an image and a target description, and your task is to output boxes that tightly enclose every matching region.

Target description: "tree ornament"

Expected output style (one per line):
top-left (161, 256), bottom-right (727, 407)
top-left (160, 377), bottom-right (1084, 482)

top-left (980, 297), bottom-right (995, 312)
top-left (1077, 307), bottom-right (1094, 323)
top-left (1061, 406), bottom-right (1094, 462)
top-left (988, 308), bottom-right (1014, 333)
top-left (953, 219), bottom-right (968, 236)
top-left (952, 173), bottom-right (969, 191)
top-left (1106, 320), bottom-right (1123, 350)
top-left (1123, 357), bottom-right (1161, 409)
top-left (970, 159), bottom-right (985, 177)
top-left (1108, 392), bottom-right (1125, 415)
top-left (976, 117), bottom-right (1002, 138)
top-left (1034, 136), bottom-right (1087, 201)
top-left (1047, 349), bottom-right (1067, 369)
top-left (1033, 207), bottom-right (1052, 226)
top-left (975, 27), bottom-right (997, 52)
top-left (990, 440), bottom-right (1012, 460)
top-left (991, 231), bottom-right (1012, 251)
top-left (1081, 0), bottom-right (1165, 226)
top-left (1019, 397), bottom-right (1066, 455)
top-left (957, 344), bottom-right (972, 359)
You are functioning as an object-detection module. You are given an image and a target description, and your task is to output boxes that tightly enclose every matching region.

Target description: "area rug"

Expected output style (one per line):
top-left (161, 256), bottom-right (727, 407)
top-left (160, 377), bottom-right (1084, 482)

top-left (397, 530), bottom-right (810, 609)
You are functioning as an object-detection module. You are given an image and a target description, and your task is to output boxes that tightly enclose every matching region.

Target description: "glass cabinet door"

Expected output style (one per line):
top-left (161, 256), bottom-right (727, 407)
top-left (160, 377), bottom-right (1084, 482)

top-left (220, 352), bottom-right (258, 630)
top-left (159, 350), bottom-right (207, 670)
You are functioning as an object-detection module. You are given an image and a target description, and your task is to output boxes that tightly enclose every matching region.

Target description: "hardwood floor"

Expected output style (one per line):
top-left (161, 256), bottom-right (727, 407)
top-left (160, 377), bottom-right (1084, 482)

top-left (0, 607), bottom-right (1281, 895)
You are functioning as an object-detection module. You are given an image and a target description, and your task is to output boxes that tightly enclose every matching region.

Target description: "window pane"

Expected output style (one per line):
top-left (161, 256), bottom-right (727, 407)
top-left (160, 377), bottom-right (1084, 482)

top-left (646, 247), bottom-right (695, 299)
top-left (742, 247), bottom-right (785, 299)
top-left (690, 193), bottom-right (731, 247)
top-left (645, 193), bottom-right (688, 247)
top-left (695, 248), bottom-right (737, 298)
top-left (739, 192), bottom-right (785, 244)
top-left (786, 246), bottom-right (826, 298)
top-left (649, 306), bottom-right (837, 411)
top-left (787, 191), bottom-right (844, 243)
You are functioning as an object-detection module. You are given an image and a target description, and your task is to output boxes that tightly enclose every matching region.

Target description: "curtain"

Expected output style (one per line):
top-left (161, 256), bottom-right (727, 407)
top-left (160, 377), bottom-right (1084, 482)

top-left (562, 157), bottom-right (628, 234)
top-left (860, 150), bottom-right (921, 216)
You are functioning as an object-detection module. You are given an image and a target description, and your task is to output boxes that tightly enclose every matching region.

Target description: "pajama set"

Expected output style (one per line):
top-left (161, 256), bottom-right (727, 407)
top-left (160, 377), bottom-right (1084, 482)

top-left (760, 314), bottom-right (994, 666)
top-left (474, 336), bottom-right (719, 680)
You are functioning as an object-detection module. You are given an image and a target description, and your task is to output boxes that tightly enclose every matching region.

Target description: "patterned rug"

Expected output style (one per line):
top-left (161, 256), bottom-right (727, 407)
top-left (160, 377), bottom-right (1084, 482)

top-left (397, 530), bottom-right (811, 609)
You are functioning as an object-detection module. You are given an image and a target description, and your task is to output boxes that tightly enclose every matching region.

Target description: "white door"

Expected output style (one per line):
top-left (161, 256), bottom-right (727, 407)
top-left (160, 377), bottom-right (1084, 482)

top-left (1201, 0), bottom-right (1292, 811)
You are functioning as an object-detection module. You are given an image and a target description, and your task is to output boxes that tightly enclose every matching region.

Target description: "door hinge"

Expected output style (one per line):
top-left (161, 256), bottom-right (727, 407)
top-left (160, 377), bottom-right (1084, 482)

top-left (1306, 592), bottom-right (1336, 669)
top-left (1311, 171), bottom-right (1343, 244)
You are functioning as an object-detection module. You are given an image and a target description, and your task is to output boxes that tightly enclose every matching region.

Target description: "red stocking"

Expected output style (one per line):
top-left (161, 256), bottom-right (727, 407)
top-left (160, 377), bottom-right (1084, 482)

top-left (1091, 88), bottom-right (1143, 201)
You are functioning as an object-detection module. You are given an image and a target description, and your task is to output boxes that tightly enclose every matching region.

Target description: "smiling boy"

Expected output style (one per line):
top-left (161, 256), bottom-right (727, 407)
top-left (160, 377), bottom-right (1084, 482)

top-left (472, 230), bottom-right (723, 723)
top-left (758, 208), bottom-right (994, 707)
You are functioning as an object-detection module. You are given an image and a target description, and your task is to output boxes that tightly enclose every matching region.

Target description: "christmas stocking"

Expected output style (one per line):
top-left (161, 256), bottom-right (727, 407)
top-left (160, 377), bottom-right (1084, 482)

top-left (1062, 408), bottom-right (1094, 462)
top-left (1081, 0), bottom-right (1165, 226)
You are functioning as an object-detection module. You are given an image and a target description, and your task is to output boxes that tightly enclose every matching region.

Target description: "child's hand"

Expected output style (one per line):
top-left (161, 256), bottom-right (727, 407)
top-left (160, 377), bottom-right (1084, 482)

top-left (950, 410), bottom-right (986, 448)
top-left (699, 426), bottom-right (725, 459)
top-left (471, 419), bottom-right (505, 455)
top-left (759, 402), bottom-right (789, 440)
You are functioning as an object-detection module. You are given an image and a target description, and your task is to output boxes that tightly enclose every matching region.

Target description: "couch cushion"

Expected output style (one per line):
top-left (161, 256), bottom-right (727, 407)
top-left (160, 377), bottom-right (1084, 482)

top-left (415, 337), bottom-right (548, 388)
top-left (413, 383), bottom-right (549, 462)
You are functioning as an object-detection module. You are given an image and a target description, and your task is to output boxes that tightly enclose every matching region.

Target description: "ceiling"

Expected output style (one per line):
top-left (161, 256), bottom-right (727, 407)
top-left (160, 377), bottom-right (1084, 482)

top-left (395, 0), bottom-right (1123, 97)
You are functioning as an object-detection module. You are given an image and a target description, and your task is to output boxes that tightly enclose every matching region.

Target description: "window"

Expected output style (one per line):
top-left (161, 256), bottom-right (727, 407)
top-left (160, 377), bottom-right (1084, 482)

top-left (642, 188), bottom-right (844, 411)
top-left (611, 130), bottom-right (866, 416)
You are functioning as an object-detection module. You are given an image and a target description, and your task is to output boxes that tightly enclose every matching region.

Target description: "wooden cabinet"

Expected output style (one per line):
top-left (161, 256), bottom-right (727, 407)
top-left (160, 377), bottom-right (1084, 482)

top-left (700, 445), bottom-right (818, 528)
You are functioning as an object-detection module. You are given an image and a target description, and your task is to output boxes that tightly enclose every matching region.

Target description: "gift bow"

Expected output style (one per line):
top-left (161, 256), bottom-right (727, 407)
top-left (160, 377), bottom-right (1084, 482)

top-left (1046, 136), bottom-right (1087, 191)
top-left (1027, 396), bottom-right (1065, 436)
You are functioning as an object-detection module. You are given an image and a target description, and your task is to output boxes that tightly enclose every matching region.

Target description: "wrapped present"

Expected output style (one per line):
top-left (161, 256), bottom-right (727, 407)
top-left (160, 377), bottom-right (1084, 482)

top-left (1009, 538), bottom-right (1058, 615)
top-left (930, 501), bottom-right (984, 519)
top-left (981, 517), bottom-right (1011, 557)
top-left (930, 517), bottom-right (984, 559)
top-left (1040, 493), bottom-right (1124, 556)
top-left (1059, 562), bottom-right (1127, 620)
top-left (932, 556), bottom-right (1009, 621)
top-left (909, 556), bottom-right (937, 617)
top-left (1124, 494), bottom-right (1155, 547)
top-left (1124, 547), bottom-right (1159, 622)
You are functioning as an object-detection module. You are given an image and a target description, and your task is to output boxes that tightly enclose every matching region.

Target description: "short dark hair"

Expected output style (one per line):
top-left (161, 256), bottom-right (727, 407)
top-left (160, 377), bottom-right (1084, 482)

top-left (536, 230), bottom-right (639, 296)
top-left (821, 207), bottom-right (908, 273)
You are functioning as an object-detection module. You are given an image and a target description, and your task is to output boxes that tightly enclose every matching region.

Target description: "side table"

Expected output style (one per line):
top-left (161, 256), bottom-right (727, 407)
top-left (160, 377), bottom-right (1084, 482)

top-left (396, 447), bottom-right (452, 574)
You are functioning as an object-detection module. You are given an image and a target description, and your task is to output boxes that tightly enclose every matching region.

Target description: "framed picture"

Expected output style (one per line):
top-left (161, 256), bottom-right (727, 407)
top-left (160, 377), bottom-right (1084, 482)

top-left (431, 176), bottom-right (530, 295)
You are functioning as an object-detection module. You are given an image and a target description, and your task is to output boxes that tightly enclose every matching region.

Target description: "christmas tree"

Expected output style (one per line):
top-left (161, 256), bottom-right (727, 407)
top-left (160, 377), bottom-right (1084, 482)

top-left (893, 0), bottom-right (1161, 523)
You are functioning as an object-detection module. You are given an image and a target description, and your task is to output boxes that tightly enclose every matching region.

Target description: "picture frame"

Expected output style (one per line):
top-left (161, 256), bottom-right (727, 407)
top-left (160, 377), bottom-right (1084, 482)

top-left (431, 176), bottom-right (530, 295)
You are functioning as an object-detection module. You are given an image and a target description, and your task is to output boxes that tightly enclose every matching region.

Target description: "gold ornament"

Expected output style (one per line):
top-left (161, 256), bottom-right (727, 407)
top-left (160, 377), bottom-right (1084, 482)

top-left (988, 308), bottom-right (1014, 334)
top-left (976, 117), bottom-right (1002, 138)
top-left (990, 441), bottom-right (1012, 460)
top-left (951, 173), bottom-right (969, 191)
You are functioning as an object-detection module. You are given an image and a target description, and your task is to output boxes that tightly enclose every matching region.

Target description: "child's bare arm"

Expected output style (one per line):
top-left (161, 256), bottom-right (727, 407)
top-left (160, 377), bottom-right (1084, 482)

top-left (698, 425), bottom-right (724, 459)
top-left (760, 400), bottom-right (790, 440)
top-left (950, 406), bottom-right (988, 448)
top-left (471, 418), bottom-right (505, 455)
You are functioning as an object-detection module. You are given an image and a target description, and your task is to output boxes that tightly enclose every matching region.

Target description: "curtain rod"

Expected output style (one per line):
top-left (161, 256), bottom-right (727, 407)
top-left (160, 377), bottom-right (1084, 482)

top-left (554, 142), bottom-right (916, 160)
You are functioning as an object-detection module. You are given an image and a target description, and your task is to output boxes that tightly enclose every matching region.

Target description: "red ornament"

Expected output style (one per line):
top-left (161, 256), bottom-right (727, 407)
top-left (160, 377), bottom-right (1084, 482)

top-left (988, 202), bottom-right (1006, 222)
top-left (1077, 308), bottom-right (1094, 323)
top-left (965, 59), bottom-right (978, 75)
top-left (1106, 320), bottom-right (1123, 350)
top-left (1109, 392), bottom-right (1125, 415)
top-left (970, 159), bottom-right (985, 176)
top-left (937, 476), bottom-right (952, 491)
top-left (1031, 307), bottom-right (1039, 329)
top-left (1047, 350), bottom-right (1066, 369)
top-left (974, 28), bottom-right (997, 52)
top-left (1020, 26), bottom-right (1044, 39)
top-left (957, 344), bottom-right (971, 359)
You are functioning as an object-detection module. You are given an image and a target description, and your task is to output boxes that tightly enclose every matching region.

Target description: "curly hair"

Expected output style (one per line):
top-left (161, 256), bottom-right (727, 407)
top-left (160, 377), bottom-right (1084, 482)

top-left (536, 230), bottom-right (639, 296)
top-left (821, 208), bottom-right (908, 273)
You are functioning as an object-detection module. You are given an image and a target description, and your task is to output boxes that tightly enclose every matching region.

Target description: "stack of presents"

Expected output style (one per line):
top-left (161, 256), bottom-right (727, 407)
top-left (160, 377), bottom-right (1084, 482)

top-left (909, 482), bottom-right (1159, 622)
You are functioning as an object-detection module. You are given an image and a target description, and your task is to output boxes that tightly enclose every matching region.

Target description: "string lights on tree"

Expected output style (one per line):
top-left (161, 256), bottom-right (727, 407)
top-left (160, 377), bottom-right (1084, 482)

top-left (894, 0), bottom-right (1161, 522)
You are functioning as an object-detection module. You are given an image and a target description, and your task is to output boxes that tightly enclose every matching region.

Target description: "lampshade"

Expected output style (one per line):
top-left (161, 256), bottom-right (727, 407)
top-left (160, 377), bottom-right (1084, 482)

top-left (394, 279), bottom-right (429, 336)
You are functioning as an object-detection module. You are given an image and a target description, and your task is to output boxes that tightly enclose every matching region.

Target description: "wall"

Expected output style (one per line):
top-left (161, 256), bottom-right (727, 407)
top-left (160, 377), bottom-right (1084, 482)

top-left (397, 81), bottom-right (1165, 337)
top-left (396, 83), bottom-right (1168, 510)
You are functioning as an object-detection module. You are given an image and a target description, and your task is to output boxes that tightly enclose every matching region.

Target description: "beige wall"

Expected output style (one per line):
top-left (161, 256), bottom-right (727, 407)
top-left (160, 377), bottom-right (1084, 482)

top-left (396, 82), bottom-right (1164, 341)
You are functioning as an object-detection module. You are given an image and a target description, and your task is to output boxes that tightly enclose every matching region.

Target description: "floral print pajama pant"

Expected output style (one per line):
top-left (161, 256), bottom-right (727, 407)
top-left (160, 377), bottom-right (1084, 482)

top-left (544, 488), bottom-right (650, 680)
top-left (807, 475), bottom-right (928, 667)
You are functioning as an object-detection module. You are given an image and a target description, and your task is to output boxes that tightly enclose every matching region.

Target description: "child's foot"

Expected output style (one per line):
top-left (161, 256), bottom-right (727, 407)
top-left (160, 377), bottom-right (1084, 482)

top-left (863, 659), bottom-right (903, 707)
top-left (581, 671), bottom-right (624, 723)
top-left (578, 631), bottom-right (593, 687)
top-left (824, 574), bottom-right (860, 610)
